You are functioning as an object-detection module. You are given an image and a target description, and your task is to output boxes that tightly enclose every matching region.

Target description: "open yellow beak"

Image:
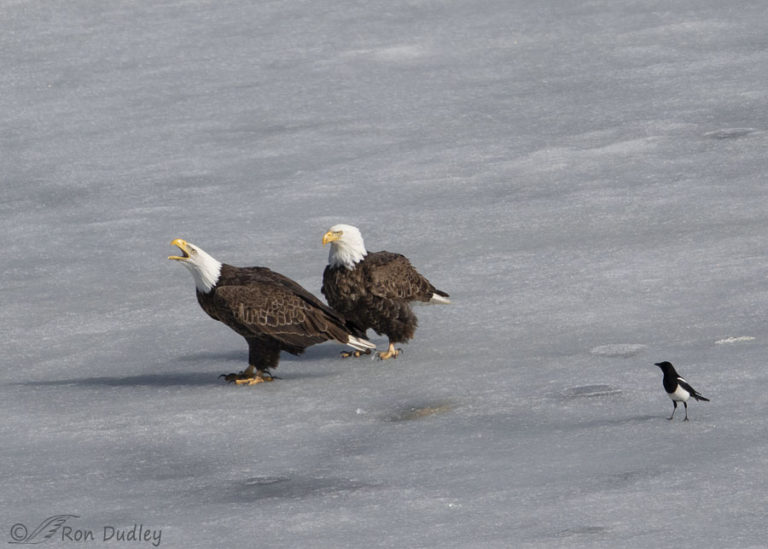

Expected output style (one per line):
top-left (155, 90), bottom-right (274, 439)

top-left (168, 238), bottom-right (190, 261)
top-left (322, 230), bottom-right (342, 246)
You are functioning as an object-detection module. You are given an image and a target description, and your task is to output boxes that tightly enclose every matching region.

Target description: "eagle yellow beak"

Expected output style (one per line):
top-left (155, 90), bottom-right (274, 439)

top-left (169, 238), bottom-right (190, 261)
top-left (322, 230), bottom-right (343, 246)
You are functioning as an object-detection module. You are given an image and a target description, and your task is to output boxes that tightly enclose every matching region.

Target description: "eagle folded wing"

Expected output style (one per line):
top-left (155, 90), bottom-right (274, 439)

top-left (368, 253), bottom-right (435, 301)
top-left (212, 284), bottom-right (335, 348)
top-left (256, 268), bottom-right (348, 322)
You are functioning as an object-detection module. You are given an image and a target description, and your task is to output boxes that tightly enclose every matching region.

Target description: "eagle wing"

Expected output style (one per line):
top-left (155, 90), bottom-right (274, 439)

top-left (211, 281), bottom-right (342, 350)
top-left (226, 266), bottom-right (347, 322)
top-left (365, 251), bottom-right (438, 302)
top-left (252, 268), bottom-right (348, 322)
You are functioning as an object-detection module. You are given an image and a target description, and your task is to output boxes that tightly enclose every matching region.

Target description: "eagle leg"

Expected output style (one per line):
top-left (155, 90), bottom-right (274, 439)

top-left (220, 365), bottom-right (276, 385)
top-left (340, 349), bottom-right (373, 359)
top-left (377, 343), bottom-right (402, 361)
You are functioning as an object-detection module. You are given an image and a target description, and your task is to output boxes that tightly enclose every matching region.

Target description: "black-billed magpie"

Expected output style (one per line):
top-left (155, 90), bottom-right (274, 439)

top-left (654, 361), bottom-right (710, 421)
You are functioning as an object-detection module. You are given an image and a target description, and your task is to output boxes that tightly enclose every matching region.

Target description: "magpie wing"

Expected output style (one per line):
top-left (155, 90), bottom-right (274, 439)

top-left (677, 377), bottom-right (709, 401)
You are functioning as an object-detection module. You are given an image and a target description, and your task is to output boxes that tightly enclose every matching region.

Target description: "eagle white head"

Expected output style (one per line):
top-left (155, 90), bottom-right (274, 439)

top-left (322, 224), bottom-right (367, 270)
top-left (169, 239), bottom-right (223, 293)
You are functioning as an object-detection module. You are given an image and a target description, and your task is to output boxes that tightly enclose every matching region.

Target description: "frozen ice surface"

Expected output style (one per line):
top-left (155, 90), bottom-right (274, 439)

top-left (2, 1), bottom-right (768, 547)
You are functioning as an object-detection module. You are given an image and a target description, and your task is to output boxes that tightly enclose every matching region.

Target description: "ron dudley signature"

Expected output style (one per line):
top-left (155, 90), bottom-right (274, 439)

top-left (7, 515), bottom-right (162, 546)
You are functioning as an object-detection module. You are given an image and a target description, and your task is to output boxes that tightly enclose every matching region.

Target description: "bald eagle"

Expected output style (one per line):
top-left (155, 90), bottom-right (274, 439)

top-left (169, 239), bottom-right (375, 384)
top-left (321, 224), bottom-right (450, 360)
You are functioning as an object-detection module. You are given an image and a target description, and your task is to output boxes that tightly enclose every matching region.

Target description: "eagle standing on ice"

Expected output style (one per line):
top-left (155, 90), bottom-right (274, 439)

top-left (169, 239), bottom-right (375, 384)
top-left (321, 224), bottom-right (450, 360)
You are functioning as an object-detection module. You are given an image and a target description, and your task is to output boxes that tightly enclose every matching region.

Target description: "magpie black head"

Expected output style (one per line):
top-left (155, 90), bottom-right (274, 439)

top-left (655, 361), bottom-right (675, 373)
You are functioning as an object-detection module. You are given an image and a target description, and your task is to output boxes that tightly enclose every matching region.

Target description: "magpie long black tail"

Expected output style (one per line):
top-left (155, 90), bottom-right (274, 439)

top-left (693, 393), bottom-right (710, 402)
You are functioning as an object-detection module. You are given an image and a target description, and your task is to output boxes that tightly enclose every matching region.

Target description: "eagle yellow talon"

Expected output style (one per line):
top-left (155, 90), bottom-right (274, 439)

top-left (235, 377), bottom-right (266, 385)
top-left (221, 366), bottom-right (274, 385)
top-left (377, 344), bottom-right (401, 361)
top-left (341, 349), bottom-right (373, 359)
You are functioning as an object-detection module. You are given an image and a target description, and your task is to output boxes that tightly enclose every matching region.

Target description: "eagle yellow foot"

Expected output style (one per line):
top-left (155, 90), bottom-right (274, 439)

top-left (340, 349), bottom-right (373, 358)
top-left (377, 344), bottom-right (402, 361)
top-left (220, 366), bottom-right (275, 385)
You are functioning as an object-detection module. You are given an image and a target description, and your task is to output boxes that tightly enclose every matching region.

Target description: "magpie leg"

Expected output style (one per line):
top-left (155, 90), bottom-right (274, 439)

top-left (683, 402), bottom-right (689, 421)
top-left (668, 401), bottom-right (677, 420)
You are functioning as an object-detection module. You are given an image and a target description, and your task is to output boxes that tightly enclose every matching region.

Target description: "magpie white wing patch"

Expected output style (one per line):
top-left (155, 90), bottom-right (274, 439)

top-left (669, 383), bottom-right (691, 402)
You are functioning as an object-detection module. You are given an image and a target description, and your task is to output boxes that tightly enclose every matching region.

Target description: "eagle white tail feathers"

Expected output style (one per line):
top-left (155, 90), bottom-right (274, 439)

top-left (429, 293), bottom-right (451, 305)
top-left (346, 335), bottom-right (377, 351)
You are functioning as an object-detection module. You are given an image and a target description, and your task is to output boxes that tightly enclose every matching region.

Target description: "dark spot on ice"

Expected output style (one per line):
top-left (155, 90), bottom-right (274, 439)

top-left (704, 128), bottom-right (759, 139)
top-left (13, 372), bottom-right (217, 387)
top-left (554, 526), bottom-right (608, 538)
top-left (606, 469), bottom-right (656, 487)
top-left (384, 401), bottom-right (456, 421)
top-left (244, 476), bottom-right (291, 486)
top-left (561, 384), bottom-right (622, 398)
top-left (229, 476), bottom-right (374, 502)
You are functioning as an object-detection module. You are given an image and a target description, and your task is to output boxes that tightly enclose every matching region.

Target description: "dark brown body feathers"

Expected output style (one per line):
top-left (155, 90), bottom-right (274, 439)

top-left (197, 264), bottom-right (357, 372)
top-left (322, 251), bottom-right (448, 344)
